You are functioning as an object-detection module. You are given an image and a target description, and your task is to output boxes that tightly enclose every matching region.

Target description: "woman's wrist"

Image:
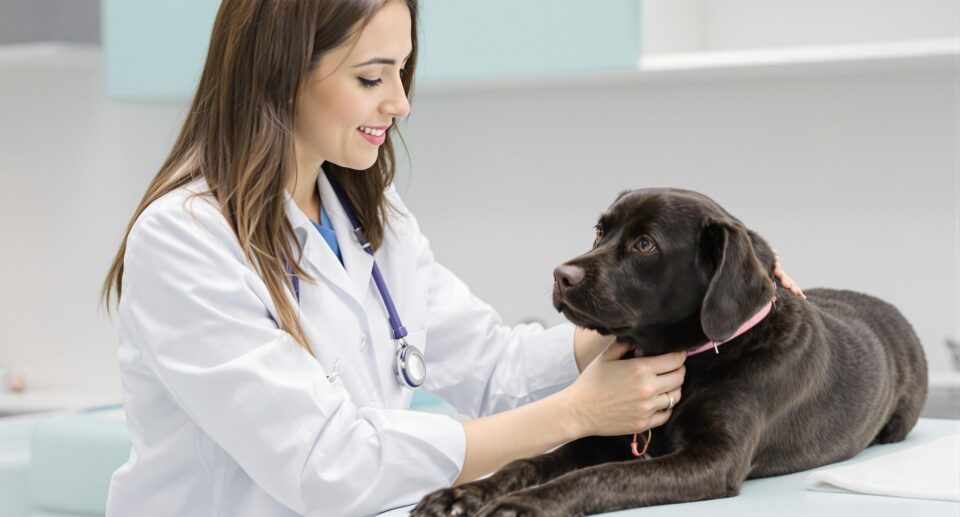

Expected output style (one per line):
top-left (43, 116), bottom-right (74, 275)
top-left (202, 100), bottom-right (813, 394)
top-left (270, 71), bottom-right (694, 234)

top-left (549, 385), bottom-right (589, 441)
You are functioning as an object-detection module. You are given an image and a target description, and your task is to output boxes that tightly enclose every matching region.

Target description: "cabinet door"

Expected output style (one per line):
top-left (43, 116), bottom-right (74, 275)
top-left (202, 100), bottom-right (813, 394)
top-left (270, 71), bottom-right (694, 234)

top-left (103, 0), bottom-right (640, 99)
top-left (417, 0), bottom-right (640, 81)
top-left (102, 0), bottom-right (220, 100)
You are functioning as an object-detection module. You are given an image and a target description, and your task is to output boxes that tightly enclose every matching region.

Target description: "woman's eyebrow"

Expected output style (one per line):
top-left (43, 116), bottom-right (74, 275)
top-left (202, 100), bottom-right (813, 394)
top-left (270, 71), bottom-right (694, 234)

top-left (353, 51), bottom-right (412, 68)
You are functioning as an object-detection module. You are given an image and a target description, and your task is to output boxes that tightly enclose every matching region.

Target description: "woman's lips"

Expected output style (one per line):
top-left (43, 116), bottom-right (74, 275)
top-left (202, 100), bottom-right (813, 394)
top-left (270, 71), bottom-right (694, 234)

top-left (357, 126), bottom-right (387, 145)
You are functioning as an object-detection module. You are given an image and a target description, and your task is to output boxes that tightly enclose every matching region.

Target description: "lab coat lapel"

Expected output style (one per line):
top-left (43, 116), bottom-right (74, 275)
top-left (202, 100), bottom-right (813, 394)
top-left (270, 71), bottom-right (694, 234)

top-left (318, 171), bottom-right (375, 309)
top-left (282, 190), bottom-right (362, 311)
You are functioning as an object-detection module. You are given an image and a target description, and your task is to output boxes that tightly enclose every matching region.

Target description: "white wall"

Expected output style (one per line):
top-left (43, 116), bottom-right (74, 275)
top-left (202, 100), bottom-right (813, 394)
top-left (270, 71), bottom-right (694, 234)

top-left (0, 44), bottom-right (957, 397)
top-left (0, 45), bottom-right (189, 393)
top-left (642, 0), bottom-right (960, 54)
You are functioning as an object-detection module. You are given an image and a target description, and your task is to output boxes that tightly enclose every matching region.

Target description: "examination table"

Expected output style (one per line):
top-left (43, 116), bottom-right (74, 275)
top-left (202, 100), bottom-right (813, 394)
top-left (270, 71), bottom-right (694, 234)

top-left (1, 398), bottom-right (956, 517)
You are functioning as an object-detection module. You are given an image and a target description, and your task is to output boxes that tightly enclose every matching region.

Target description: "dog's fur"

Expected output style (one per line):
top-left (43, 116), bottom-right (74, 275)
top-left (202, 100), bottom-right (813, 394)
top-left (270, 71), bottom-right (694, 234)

top-left (412, 188), bottom-right (928, 516)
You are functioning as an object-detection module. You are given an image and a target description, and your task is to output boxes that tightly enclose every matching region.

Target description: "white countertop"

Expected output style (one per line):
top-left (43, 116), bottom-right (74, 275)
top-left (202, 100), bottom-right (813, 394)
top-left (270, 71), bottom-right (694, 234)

top-left (383, 418), bottom-right (960, 516)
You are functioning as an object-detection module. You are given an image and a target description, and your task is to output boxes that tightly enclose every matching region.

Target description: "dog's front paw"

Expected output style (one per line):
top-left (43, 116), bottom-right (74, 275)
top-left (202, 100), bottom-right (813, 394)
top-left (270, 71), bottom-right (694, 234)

top-left (411, 484), bottom-right (498, 517)
top-left (476, 496), bottom-right (548, 517)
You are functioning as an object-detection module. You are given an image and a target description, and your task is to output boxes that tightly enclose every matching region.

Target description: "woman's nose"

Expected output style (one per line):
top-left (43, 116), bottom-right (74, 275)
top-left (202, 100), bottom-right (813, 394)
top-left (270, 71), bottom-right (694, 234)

top-left (381, 79), bottom-right (410, 119)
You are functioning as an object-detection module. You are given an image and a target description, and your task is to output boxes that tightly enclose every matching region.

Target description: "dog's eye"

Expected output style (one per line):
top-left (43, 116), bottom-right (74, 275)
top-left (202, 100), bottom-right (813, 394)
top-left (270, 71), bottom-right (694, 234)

top-left (636, 237), bottom-right (656, 254)
top-left (593, 225), bottom-right (603, 247)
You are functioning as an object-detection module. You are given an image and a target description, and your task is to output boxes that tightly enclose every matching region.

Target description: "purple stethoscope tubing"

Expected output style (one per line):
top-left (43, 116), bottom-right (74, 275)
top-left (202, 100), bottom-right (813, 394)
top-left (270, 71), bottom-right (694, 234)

top-left (328, 177), bottom-right (408, 341)
top-left (284, 176), bottom-right (425, 388)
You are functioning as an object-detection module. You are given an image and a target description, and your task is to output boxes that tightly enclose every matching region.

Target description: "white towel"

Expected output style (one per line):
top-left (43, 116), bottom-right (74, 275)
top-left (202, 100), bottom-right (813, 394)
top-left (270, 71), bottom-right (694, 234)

top-left (805, 435), bottom-right (960, 502)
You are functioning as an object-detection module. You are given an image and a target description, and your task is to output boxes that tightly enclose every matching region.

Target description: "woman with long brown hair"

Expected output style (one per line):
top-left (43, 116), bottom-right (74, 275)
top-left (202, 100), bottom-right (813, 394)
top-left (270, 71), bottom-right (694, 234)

top-left (101, 0), bottom-right (801, 514)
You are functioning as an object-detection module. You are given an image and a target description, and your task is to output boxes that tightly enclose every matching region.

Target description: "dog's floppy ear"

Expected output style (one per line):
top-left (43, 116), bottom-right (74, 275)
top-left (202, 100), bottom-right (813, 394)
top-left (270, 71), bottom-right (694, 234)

top-left (700, 218), bottom-right (774, 342)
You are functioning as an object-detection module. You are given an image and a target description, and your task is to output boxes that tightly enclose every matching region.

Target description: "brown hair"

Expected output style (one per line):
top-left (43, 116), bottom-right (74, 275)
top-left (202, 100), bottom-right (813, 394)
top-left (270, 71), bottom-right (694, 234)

top-left (100, 0), bottom-right (419, 355)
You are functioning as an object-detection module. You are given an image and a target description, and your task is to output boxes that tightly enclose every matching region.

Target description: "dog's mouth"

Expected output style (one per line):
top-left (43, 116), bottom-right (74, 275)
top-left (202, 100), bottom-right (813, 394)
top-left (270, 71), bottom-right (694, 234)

top-left (556, 299), bottom-right (633, 336)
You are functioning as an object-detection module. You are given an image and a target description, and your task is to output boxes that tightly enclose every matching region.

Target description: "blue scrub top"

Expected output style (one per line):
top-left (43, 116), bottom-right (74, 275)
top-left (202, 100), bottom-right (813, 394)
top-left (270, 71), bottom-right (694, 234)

top-left (312, 204), bottom-right (343, 265)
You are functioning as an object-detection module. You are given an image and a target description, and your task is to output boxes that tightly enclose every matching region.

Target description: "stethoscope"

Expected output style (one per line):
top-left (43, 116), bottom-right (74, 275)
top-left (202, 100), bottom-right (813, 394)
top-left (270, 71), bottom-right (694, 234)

top-left (286, 176), bottom-right (426, 389)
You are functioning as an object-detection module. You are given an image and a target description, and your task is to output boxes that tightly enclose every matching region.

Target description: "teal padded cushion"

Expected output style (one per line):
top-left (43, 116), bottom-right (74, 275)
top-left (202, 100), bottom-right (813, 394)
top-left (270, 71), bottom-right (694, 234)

top-left (0, 449), bottom-right (30, 517)
top-left (0, 414), bottom-right (47, 517)
top-left (29, 411), bottom-right (131, 515)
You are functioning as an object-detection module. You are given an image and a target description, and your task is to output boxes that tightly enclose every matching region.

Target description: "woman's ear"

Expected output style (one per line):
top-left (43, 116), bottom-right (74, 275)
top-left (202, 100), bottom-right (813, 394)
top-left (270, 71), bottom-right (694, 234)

top-left (699, 218), bottom-right (775, 342)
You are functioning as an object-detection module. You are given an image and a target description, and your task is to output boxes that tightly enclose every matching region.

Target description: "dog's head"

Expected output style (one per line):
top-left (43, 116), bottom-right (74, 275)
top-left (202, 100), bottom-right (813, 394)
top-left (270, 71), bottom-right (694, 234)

top-left (552, 188), bottom-right (777, 355)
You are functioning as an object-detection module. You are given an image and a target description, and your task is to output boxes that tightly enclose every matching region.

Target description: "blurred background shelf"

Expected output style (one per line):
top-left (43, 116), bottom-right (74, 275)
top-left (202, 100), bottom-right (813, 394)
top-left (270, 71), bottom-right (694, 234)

top-left (639, 37), bottom-right (960, 79)
top-left (418, 37), bottom-right (960, 93)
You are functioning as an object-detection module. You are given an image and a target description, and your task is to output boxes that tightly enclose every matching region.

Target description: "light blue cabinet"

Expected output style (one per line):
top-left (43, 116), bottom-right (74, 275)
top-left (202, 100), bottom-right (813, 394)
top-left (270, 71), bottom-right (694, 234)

top-left (104, 0), bottom-right (640, 100)
top-left (417, 0), bottom-right (639, 81)
top-left (102, 0), bottom-right (221, 101)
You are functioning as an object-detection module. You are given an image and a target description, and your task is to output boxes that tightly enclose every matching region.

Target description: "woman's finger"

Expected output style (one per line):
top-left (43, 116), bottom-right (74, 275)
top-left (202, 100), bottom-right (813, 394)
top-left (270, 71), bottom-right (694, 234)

top-left (655, 387), bottom-right (682, 412)
top-left (653, 367), bottom-right (685, 394)
top-left (646, 408), bottom-right (672, 430)
top-left (639, 350), bottom-right (687, 374)
top-left (779, 271), bottom-right (805, 298)
top-left (773, 253), bottom-right (806, 299)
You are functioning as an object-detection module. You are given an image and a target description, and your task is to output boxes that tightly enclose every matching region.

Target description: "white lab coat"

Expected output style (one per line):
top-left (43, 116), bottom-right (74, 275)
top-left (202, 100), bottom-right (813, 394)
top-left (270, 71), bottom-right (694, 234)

top-left (105, 171), bottom-right (579, 516)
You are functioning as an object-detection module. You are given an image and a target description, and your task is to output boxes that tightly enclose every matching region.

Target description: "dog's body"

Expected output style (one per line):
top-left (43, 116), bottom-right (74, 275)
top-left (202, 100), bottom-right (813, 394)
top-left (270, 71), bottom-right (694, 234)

top-left (413, 189), bottom-right (927, 516)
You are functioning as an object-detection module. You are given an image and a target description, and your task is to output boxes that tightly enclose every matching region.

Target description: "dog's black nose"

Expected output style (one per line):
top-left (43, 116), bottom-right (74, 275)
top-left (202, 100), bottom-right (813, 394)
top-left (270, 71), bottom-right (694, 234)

top-left (554, 264), bottom-right (585, 292)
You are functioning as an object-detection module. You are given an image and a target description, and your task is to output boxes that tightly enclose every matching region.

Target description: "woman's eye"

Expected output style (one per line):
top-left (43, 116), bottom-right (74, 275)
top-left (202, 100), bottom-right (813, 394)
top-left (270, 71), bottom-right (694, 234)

top-left (358, 77), bottom-right (382, 88)
top-left (636, 237), bottom-right (656, 253)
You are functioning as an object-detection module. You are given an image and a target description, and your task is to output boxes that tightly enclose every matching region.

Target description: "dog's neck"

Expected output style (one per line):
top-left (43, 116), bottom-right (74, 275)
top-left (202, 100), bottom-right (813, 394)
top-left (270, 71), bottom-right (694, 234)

top-left (687, 301), bottom-right (774, 356)
top-left (617, 313), bottom-right (709, 356)
top-left (618, 297), bottom-right (778, 358)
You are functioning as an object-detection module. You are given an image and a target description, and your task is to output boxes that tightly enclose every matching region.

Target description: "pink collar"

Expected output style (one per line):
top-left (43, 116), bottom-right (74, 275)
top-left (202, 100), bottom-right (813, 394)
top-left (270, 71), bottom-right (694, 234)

top-left (687, 300), bottom-right (774, 357)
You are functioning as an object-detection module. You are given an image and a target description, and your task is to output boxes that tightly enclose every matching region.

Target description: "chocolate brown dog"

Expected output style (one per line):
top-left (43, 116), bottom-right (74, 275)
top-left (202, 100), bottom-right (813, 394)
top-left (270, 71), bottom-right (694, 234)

top-left (412, 188), bottom-right (927, 516)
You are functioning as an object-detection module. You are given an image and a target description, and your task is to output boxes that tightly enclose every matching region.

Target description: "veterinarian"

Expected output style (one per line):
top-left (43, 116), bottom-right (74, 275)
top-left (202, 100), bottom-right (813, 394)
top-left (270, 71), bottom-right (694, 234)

top-left (100, 1), bottom-right (802, 515)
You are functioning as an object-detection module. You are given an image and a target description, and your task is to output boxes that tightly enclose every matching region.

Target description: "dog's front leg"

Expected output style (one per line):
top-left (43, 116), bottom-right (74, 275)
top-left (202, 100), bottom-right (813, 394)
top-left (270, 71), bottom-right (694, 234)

top-left (411, 435), bottom-right (627, 517)
top-left (477, 423), bottom-right (760, 516)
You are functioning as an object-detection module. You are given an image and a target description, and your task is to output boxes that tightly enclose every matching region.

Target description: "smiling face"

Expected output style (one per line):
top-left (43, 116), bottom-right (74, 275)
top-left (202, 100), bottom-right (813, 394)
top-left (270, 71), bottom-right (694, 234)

top-left (293, 0), bottom-right (413, 174)
top-left (552, 188), bottom-right (777, 354)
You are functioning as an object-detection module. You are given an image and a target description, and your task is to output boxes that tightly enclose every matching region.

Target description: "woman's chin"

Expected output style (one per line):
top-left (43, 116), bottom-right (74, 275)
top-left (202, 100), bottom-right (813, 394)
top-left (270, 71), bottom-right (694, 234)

top-left (331, 156), bottom-right (378, 171)
top-left (350, 152), bottom-right (380, 171)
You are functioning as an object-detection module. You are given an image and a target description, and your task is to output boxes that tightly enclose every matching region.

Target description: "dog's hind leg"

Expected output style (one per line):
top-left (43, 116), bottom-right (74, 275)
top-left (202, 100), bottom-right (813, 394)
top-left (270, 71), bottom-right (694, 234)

top-left (873, 353), bottom-right (927, 445)
top-left (873, 392), bottom-right (925, 444)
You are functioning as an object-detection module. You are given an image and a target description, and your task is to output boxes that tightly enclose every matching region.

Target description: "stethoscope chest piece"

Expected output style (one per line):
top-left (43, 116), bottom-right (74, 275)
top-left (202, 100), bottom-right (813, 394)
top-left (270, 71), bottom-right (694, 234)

top-left (394, 338), bottom-right (426, 389)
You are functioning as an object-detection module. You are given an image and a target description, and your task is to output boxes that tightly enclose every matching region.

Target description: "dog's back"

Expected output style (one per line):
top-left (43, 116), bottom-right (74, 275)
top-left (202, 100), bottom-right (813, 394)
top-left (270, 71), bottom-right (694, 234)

top-left (806, 289), bottom-right (928, 441)
top-left (750, 288), bottom-right (927, 477)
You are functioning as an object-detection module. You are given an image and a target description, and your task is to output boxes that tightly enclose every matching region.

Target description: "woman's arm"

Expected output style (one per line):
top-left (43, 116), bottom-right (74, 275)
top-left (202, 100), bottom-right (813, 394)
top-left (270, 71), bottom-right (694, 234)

top-left (454, 342), bottom-right (686, 484)
top-left (454, 388), bottom-right (579, 485)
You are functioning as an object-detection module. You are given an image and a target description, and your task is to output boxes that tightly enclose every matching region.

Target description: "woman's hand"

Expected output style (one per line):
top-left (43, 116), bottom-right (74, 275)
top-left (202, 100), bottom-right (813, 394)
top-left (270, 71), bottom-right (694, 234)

top-left (564, 341), bottom-right (685, 438)
top-left (773, 253), bottom-right (805, 299)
